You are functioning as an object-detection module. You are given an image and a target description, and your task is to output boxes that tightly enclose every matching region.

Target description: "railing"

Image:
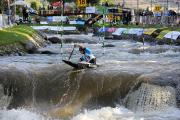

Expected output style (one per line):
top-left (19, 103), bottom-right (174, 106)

top-left (131, 15), bottom-right (180, 26)
top-left (39, 10), bottom-right (86, 17)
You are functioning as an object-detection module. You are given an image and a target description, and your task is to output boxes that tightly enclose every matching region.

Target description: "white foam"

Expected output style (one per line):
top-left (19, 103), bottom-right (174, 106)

top-left (72, 106), bottom-right (180, 120)
top-left (0, 108), bottom-right (45, 120)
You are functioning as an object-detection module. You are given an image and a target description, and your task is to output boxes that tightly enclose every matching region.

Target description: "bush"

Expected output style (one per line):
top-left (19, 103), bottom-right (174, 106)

top-left (31, 1), bottom-right (37, 11)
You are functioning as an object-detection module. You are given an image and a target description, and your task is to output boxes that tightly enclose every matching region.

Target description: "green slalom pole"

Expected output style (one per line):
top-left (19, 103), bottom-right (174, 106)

top-left (103, 9), bottom-right (105, 54)
top-left (61, 8), bottom-right (63, 54)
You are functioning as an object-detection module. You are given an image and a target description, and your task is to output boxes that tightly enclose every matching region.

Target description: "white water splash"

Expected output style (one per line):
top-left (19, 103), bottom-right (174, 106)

top-left (72, 106), bottom-right (180, 120)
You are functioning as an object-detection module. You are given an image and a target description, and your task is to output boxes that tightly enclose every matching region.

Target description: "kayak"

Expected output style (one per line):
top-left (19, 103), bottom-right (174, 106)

top-left (62, 60), bottom-right (98, 69)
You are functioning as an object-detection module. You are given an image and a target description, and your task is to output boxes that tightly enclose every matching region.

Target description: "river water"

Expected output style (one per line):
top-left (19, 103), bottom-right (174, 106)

top-left (0, 33), bottom-right (180, 120)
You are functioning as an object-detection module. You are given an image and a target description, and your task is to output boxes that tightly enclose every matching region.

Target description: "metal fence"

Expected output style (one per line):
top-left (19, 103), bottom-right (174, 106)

top-left (132, 15), bottom-right (180, 25)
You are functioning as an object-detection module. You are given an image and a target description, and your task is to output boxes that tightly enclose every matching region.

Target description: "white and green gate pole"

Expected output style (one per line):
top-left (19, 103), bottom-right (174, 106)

top-left (103, 9), bottom-right (105, 54)
top-left (61, 8), bottom-right (63, 54)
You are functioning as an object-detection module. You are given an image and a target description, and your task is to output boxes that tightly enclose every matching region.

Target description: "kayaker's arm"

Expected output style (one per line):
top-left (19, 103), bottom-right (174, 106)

top-left (74, 44), bottom-right (85, 49)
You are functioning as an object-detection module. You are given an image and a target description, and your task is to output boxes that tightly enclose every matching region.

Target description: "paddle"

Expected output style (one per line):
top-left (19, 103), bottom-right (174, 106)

top-left (68, 47), bottom-right (75, 60)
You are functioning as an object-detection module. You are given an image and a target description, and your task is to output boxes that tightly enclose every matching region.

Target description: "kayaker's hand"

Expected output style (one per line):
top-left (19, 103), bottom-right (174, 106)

top-left (74, 44), bottom-right (77, 47)
top-left (68, 59), bottom-right (71, 61)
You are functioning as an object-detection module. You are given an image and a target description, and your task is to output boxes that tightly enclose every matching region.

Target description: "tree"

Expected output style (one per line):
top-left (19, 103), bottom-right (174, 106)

top-left (31, 1), bottom-right (37, 10)
top-left (0, 0), bottom-right (13, 13)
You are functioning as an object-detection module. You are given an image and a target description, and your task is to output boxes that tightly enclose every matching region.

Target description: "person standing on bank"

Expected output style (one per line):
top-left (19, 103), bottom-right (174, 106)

top-left (74, 44), bottom-right (96, 64)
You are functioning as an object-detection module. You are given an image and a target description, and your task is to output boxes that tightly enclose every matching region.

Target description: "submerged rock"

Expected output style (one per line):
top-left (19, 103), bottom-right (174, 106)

top-left (48, 37), bottom-right (61, 44)
top-left (41, 51), bottom-right (57, 54)
top-left (104, 44), bottom-right (115, 47)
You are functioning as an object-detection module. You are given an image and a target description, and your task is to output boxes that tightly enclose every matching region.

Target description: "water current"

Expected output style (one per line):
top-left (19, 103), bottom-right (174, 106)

top-left (0, 33), bottom-right (180, 120)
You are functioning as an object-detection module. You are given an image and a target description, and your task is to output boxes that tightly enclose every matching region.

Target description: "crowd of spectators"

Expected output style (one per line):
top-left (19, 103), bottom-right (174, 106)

top-left (139, 7), bottom-right (179, 24)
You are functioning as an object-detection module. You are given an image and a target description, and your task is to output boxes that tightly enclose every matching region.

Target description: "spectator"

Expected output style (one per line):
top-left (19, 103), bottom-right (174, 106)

top-left (141, 9), bottom-right (146, 23)
top-left (164, 8), bottom-right (168, 24)
top-left (47, 5), bottom-right (49, 14)
top-left (42, 6), bottom-right (46, 15)
top-left (47, 5), bottom-right (49, 10)
top-left (105, 1), bottom-right (108, 7)
top-left (6, 9), bottom-right (13, 24)
top-left (122, 0), bottom-right (126, 8)
top-left (125, 10), bottom-right (129, 25)
top-left (22, 5), bottom-right (28, 21)
top-left (117, 3), bottom-right (121, 8)
top-left (168, 10), bottom-right (172, 23)
top-left (75, 4), bottom-right (78, 13)
top-left (171, 10), bottom-right (177, 24)
top-left (146, 7), bottom-right (149, 13)
top-left (50, 5), bottom-right (53, 10)
top-left (39, 6), bottom-right (41, 15)
top-left (157, 11), bottom-right (162, 24)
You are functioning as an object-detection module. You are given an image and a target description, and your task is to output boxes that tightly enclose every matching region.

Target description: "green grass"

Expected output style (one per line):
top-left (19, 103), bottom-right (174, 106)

top-left (0, 25), bottom-right (36, 46)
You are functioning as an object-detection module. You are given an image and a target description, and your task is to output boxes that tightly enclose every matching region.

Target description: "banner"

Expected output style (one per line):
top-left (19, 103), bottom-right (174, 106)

top-left (164, 31), bottom-right (180, 40)
top-left (77, 21), bottom-right (85, 25)
top-left (97, 27), bottom-right (109, 33)
top-left (86, 7), bottom-right (95, 13)
top-left (95, 6), bottom-right (109, 15)
top-left (47, 16), bottom-right (68, 22)
top-left (143, 28), bottom-right (157, 35)
top-left (123, 28), bottom-right (130, 34)
top-left (112, 28), bottom-right (127, 36)
top-left (31, 26), bottom-right (76, 31)
top-left (151, 29), bottom-right (163, 38)
top-left (137, 29), bottom-right (147, 36)
top-left (69, 21), bottom-right (77, 24)
top-left (128, 28), bottom-right (142, 34)
top-left (156, 30), bottom-right (170, 39)
top-left (106, 28), bottom-right (118, 33)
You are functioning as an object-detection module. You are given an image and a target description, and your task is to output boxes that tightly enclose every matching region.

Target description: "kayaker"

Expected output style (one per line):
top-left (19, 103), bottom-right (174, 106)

top-left (74, 44), bottom-right (96, 64)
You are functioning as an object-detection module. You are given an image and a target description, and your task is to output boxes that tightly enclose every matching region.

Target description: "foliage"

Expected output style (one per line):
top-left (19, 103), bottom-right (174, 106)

top-left (101, 0), bottom-right (115, 6)
top-left (0, 0), bottom-right (13, 12)
top-left (87, 0), bottom-right (101, 6)
top-left (31, 1), bottom-right (38, 11)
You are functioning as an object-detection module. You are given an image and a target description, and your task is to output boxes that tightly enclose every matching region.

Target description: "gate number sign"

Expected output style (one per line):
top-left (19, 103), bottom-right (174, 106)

top-left (154, 6), bottom-right (161, 12)
top-left (118, 9), bottom-right (122, 13)
top-left (108, 14), bottom-right (113, 19)
top-left (78, 0), bottom-right (86, 7)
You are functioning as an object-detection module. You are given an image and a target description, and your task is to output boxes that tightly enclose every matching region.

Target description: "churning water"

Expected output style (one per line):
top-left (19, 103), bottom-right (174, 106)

top-left (0, 33), bottom-right (180, 120)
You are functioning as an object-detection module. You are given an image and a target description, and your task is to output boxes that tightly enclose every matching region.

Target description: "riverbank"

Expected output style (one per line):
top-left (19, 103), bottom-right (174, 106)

top-left (0, 25), bottom-right (50, 56)
top-left (1, 24), bottom-right (180, 56)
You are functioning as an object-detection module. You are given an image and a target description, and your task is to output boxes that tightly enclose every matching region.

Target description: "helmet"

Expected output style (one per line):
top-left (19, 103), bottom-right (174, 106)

top-left (79, 47), bottom-right (84, 51)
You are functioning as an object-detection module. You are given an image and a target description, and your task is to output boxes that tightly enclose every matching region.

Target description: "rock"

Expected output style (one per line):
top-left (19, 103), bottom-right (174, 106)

top-left (25, 42), bottom-right (39, 54)
top-left (104, 44), bottom-right (115, 47)
top-left (105, 36), bottom-right (113, 39)
top-left (36, 30), bottom-right (47, 40)
top-left (41, 50), bottom-right (57, 54)
top-left (48, 37), bottom-right (61, 44)
top-left (18, 51), bottom-right (26, 56)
